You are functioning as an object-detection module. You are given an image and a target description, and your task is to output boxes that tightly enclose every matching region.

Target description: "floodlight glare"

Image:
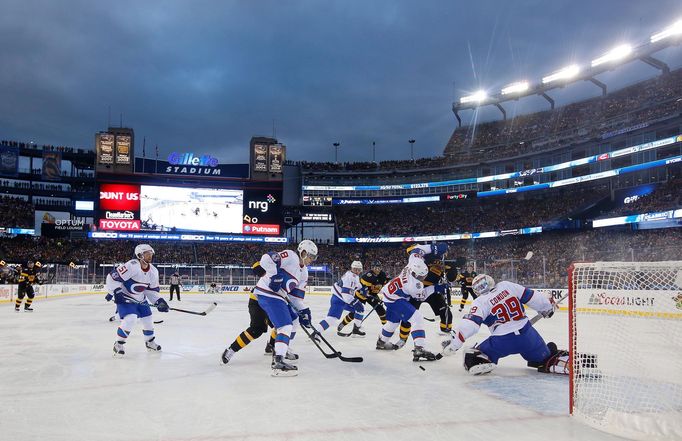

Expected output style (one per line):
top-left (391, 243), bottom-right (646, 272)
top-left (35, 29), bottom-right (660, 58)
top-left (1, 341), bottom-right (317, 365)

top-left (542, 65), bottom-right (580, 84)
top-left (591, 44), bottom-right (632, 67)
top-left (501, 81), bottom-right (530, 95)
top-left (460, 90), bottom-right (487, 104)
top-left (650, 19), bottom-right (682, 43)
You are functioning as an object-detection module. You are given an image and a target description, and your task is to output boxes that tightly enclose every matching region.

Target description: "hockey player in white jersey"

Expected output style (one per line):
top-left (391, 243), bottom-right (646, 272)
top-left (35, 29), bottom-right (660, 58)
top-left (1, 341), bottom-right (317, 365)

top-left (106, 244), bottom-right (169, 356)
top-left (376, 256), bottom-right (440, 361)
top-left (316, 261), bottom-right (366, 337)
top-left (442, 274), bottom-right (568, 375)
top-left (254, 240), bottom-right (317, 376)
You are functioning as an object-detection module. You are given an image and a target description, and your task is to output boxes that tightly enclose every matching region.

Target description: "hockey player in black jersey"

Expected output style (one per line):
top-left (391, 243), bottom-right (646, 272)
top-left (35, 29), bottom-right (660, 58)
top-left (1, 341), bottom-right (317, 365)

top-left (221, 262), bottom-right (296, 365)
top-left (337, 261), bottom-right (388, 333)
top-left (15, 260), bottom-right (42, 312)
top-left (456, 265), bottom-right (477, 312)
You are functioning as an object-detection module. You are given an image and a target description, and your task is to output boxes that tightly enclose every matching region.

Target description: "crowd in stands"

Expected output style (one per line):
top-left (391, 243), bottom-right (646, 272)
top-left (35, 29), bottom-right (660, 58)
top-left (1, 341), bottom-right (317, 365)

top-left (598, 177), bottom-right (682, 218)
top-left (1, 226), bottom-right (680, 289)
top-left (0, 196), bottom-right (34, 228)
top-left (335, 186), bottom-right (609, 237)
top-left (0, 139), bottom-right (92, 155)
top-left (294, 69), bottom-right (682, 173)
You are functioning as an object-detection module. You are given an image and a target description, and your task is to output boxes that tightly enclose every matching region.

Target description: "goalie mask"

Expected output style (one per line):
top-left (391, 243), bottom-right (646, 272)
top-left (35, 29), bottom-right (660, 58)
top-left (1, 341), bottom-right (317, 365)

top-left (472, 274), bottom-right (495, 296)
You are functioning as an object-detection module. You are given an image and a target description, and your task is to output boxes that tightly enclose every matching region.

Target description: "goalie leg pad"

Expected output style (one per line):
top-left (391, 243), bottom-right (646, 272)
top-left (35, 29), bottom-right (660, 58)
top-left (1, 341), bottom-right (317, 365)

top-left (463, 348), bottom-right (496, 375)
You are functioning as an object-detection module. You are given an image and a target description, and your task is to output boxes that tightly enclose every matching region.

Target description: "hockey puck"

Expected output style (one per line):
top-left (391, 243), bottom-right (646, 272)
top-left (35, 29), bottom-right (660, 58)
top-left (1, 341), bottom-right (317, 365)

top-left (419, 366), bottom-right (426, 371)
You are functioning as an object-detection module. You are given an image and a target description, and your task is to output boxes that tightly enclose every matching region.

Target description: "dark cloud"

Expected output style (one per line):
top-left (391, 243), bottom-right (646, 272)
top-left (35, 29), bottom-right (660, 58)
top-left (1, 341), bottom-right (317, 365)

top-left (1, 1), bottom-right (680, 163)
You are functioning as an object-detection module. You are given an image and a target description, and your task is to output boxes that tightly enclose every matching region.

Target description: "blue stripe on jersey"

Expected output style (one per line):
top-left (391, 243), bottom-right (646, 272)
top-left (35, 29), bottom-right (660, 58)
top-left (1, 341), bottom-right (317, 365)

top-left (117, 328), bottom-right (129, 338)
top-left (411, 330), bottom-right (426, 339)
top-left (464, 314), bottom-right (484, 326)
top-left (143, 330), bottom-right (154, 336)
top-left (147, 286), bottom-right (160, 293)
top-left (290, 288), bottom-right (305, 299)
top-left (381, 328), bottom-right (394, 338)
top-left (520, 288), bottom-right (534, 304)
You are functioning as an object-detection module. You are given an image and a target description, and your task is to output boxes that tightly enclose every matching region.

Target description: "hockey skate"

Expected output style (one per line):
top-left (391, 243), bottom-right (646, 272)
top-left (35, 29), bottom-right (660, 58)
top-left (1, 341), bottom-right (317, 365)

top-left (285, 348), bottom-right (299, 362)
top-left (393, 338), bottom-right (408, 350)
top-left (271, 355), bottom-right (298, 377)
top-left (221, 348), bottom-right (235, 364)
top-left (350, 325), bottom-right (366, 338)
top-left (24, 306), bottom-right (33, 312)
top-left (145, 337), bottom-right (162, 352)
top-left (108, 315), bottom-right (117, 322)
top-left (113, 341), bottom-right (126, 357)
top-left (376, 337), bottom-right (398, 350)
top-left (412, 346), bottom-right (442, 362)
top-left (264, 342), bottom-right (274, 355)
top-left (15, 306), bottom-right (20, 313)
top-left (337, 320), bottom-right (349, 332)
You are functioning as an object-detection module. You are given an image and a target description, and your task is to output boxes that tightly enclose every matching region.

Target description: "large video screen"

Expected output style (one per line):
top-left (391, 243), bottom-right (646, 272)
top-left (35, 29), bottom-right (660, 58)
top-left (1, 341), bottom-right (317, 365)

top-left (140, 185), bottom-right (243, 234)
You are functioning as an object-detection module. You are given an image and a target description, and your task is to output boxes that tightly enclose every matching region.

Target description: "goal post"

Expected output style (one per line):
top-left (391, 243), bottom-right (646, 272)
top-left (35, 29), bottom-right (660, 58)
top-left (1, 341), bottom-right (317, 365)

top-left (568, 261), bottom-right (682, 441)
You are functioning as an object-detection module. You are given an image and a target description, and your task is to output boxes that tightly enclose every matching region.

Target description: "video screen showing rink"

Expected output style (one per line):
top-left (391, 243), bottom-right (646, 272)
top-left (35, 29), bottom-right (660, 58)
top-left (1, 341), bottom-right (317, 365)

top-left (0, 292), bottom-right (644, 441)
top-left (140, 185), bottom-right (243, 233)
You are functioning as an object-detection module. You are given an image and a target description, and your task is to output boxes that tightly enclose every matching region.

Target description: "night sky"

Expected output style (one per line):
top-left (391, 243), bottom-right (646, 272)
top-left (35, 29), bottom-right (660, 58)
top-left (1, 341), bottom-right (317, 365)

top-left (1, 1), bottom-right (680, 164)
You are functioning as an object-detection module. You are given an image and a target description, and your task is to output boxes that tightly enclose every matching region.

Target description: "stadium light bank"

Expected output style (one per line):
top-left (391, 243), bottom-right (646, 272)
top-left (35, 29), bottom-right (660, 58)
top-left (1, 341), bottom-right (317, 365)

top-left (453, 17), bottom-right (682, 126)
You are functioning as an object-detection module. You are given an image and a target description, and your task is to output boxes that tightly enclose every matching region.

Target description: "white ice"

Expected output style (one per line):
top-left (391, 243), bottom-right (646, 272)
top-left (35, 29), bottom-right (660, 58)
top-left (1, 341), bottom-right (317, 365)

top-left (1, 294), bottom-right (627, 441)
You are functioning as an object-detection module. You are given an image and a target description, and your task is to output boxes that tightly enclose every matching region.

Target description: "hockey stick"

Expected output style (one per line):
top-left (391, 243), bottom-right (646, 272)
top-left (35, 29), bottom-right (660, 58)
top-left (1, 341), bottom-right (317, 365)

top-left (287, 300), bottom-right (363, 362)
top-left (529, 293), bottom-right (567, 325)
top-left (153, 302), bottom-right (217, 316)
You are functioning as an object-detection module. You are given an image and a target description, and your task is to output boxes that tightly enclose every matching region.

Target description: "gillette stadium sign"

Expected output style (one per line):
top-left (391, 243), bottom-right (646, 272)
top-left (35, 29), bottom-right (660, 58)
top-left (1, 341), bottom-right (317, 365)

top-left (166, 152), bottom-right (221, 176)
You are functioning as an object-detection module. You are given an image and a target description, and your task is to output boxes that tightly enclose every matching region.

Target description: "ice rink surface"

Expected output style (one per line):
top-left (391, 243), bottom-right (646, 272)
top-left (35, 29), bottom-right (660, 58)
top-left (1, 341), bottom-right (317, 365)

top-left (1, 294), bottom-right (627, 441)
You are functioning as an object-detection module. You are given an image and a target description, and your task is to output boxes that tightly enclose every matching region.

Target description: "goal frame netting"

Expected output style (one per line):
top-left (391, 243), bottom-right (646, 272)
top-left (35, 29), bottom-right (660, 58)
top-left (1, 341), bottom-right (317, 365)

top-left (568, 261), bottom-right (682, 441)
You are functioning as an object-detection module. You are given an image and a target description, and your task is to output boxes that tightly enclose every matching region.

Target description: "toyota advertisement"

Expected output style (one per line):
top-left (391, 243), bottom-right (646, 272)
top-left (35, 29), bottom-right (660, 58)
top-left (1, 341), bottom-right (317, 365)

top-left (98, 183), bottom-right (282, 236)
top-left (98, 183), bottom-right (141, 231)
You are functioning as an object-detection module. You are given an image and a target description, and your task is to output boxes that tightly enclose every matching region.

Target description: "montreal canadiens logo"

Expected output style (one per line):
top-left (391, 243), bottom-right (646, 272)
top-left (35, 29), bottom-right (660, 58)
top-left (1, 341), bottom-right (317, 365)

top-left (130, 283), bottom-right (147, 293)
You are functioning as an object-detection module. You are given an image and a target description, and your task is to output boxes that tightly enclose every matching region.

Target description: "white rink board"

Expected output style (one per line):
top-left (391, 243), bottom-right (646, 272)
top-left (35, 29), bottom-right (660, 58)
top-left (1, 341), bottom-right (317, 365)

top-left (0, 293), bottom-right (625, 441)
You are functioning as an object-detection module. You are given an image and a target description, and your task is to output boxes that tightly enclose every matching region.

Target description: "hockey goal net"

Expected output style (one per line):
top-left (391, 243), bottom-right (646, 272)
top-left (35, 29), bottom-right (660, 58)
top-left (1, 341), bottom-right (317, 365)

top-left (569, 261), bottom-right (682, 440)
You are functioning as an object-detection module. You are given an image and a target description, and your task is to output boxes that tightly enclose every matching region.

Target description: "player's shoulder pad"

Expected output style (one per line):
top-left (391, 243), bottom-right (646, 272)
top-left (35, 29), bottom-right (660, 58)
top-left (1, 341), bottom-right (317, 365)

top-left (127, 259), bottom-right (140, 267)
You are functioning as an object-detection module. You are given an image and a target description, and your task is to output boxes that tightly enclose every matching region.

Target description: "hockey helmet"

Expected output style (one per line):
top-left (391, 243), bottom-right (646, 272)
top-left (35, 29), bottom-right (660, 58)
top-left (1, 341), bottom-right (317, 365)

top-left (351, 261), bottom-right (363, 273)
top-left (297, 240), bottom-right (318, 261)
top-left (134, 244), bottom-right (155, 259)
top-left (407, 257), bottom-right (429, 280)
top-left (472, 274), bottom-right (495, 296)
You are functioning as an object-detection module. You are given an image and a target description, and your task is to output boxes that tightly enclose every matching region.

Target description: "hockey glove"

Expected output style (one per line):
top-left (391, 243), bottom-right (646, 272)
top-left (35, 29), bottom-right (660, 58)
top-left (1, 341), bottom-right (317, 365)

top-left (298, 307), bottom-right (312, 328)
top-left (441, 334), bottom-right (463, 356)
top-left (432, 242), bottom-right (448, 258)
top-left (113, 288), bottom-right (126, 304)
top-left (540, 296), bottom-right (558, 318)
top-left (268, 274), bottom-right (284, 293)
top-left (105, 292), bottom-right (113, 302)
top-left (155, 298), bottom-right (170, 313)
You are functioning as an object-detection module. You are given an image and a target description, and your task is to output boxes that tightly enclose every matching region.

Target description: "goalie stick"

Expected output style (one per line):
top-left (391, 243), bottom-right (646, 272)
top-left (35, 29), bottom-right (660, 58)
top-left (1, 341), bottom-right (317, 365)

top-left (529, 293), bottom-right (567, 325)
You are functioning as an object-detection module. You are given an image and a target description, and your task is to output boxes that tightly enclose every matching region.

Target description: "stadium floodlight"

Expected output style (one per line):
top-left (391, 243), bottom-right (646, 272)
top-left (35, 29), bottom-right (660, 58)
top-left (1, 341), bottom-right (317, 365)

top-left (460, 90), bottom-right (487, 104)
top-left (591, 44), bottom-right (632, 67)
top-left (501, 81), bottom-right (529, 95)
top-left (542, 64), bottom-right (580, 84)
top-left (650, 19), bottom-right (682, 43)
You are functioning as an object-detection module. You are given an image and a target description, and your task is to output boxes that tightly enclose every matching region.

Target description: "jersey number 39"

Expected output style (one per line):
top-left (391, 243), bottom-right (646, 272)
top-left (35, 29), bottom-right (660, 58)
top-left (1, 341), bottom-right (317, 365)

top-left (491, 297), bottom-right (525, 323)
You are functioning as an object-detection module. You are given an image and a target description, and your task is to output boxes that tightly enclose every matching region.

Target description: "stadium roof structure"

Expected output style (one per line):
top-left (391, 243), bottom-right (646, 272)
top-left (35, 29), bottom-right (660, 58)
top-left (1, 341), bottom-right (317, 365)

top-left (452, 19), bottom-right (682, 126)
